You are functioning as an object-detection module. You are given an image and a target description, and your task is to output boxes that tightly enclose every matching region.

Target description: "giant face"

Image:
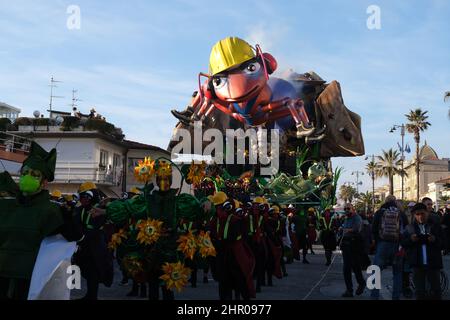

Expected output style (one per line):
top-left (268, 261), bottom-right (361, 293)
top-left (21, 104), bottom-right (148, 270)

top-left (212, 59), bottom-right (267, 103)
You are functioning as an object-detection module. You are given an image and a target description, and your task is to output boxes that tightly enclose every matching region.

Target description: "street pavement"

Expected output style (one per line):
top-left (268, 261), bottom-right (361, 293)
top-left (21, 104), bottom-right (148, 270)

top-left (71, 245), bottom-right (450, 300)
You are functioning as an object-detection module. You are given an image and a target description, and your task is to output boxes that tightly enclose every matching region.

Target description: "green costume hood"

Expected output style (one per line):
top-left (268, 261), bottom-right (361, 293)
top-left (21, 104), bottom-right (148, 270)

top-left (21, 141), bottom-right (57, 182)
top-left (0, 171), bottom-right (19, 196)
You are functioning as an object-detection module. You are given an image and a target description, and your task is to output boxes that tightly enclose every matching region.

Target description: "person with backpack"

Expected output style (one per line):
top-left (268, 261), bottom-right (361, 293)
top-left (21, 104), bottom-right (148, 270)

top-left (370, 195), bottom-right (408, 300)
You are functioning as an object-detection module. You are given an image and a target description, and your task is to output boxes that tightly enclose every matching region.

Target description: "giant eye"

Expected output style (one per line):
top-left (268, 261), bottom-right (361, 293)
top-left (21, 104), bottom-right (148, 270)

top-left (212, 76), bottom-right (227, 89)
top-left (243, 62), bottom-right (261, 74)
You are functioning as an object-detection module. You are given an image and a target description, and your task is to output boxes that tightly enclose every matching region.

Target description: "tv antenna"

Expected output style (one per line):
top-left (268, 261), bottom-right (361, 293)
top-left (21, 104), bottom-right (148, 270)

top-left (70, 89), bottom-right (82, 110)
top-left (48, 76), bottom-right (64, 112)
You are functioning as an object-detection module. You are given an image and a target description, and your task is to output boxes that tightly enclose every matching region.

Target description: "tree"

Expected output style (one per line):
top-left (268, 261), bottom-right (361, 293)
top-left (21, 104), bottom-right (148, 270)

top-left (376, 148), bottom-right (403, 196)
top-left (339, 184), bottom-right (358, 204)
top-left (445, 91), bottom-right (450, 119)
top-left (405, 109), bottom-right (431, 201)
top-left (365, 160), bottom-right (379, 209)
top-left (355, 191), bottom-right (374, 213)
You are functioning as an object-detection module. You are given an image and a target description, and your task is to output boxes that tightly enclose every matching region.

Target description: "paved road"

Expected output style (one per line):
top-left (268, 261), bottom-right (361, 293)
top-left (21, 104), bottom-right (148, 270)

top-left (71, 245), bottom-right (450, 300)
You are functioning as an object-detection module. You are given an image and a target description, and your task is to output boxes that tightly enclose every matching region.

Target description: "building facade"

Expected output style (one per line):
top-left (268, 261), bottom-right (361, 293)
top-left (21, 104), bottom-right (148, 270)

top-left (393, 142), bottom-right (450, 200)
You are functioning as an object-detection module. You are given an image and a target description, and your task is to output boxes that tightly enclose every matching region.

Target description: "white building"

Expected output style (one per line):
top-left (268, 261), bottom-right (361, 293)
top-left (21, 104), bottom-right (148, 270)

top-left (0, 102), bottom-right (21, 121)
top-left (425, 176), bottom-right (450, 208)
top-left (393, 142), bottom-right (450, 200)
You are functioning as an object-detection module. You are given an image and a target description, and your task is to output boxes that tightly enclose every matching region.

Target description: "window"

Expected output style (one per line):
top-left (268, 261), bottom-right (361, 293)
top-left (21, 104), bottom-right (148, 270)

top-left (100, 149), bottom-right (109, 169)
top-left (113, 153), bottom-right (121, 168)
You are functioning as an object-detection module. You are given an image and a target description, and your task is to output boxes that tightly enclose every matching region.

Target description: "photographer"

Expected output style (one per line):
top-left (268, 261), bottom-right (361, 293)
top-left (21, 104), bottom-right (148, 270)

top-left (401, 203), bottom-right (444, 300)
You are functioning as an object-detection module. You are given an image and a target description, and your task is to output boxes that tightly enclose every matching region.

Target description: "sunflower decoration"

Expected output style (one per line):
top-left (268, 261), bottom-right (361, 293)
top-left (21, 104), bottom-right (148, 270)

top-left (197, 231), bottom-right (216, 258)
top-left (159, 261), bottom-right (191, 292)
top-left (122, 253), bottom-right (147, 282)
top-left (136, 218), bottom-right (164, 245)
top-left (177, 230), bottom-right (198, 260)
top-left (134, 156), bottom-right (155, 183)
top-left (108, 228), bottom-right (128, 250)
top-left (155, 160), bottom-right (172, 178)
top-left (186, 161), bottom-right (206, 186)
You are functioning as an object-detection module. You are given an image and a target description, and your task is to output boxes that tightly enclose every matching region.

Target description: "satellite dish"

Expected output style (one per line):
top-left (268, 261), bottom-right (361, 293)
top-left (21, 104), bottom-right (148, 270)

top-left (33, 110), bottom-right (40, 118)
top-left (55, 116), bottom-right (64, 125)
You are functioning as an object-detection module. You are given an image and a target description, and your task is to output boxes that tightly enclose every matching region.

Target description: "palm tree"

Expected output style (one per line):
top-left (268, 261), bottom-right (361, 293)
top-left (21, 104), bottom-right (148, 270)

top-left (405, 109), bottom-right (431, 201)
top-left (365, 160), bottom-right (378, 211)
top-left (355, 191), bottom-right (374, 213)
top-left (445, 91), bottom-right (450, 118)
top-left (339, 184), bottom-right (357, 203)
top-left (376, 148), bottom-right (403, 196)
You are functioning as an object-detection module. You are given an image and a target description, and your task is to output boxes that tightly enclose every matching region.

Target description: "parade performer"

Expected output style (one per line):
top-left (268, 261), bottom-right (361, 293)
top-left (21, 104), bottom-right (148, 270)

top-left (102, 158), bottom-right (210, 299)
top-left (264, 205), bottom-right (283, 284)
top-left (0, 142), bottom-right (80, 300)
top-left (246, 197), bottom-right (269, 293)
top-left (73, 182), bottom-right (113, 300)
top-left (286, 205), bottom-right (300, 262)
top-left (293, 206), bottom-right (310, 264)
top-left (306, 207), bottom-right (318, 255)
top-left (319, 207), bottom-right (339, 266)
top-left (208, 192), bottom-right (255, 300)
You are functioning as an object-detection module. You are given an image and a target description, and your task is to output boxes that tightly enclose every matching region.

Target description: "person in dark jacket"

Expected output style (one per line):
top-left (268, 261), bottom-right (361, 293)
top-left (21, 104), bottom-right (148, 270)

top-left (73, 183), bottom-right (113, 300)
top-left (401, 203), bottom-right (444, 300)
top-left (370, 195), bottom-right (408, 300)
top-left (339, 204), bottom-right (365, 298)
top-left (319, 208), bottom-right (338, 266)
top-left (442, 207), bottom-right (450, 255)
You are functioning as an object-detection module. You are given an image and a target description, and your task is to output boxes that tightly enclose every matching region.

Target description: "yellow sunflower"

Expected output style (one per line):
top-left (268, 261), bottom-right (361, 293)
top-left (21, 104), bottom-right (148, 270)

top-left (159, 261), bottom-right (191, 292)
top-left (136, 218), bottom-right (164, 245)
top-left (134, 157), bottom-right (155, 183)
top-left (197, 231), bottom-right (216, 258)
top-left (108, 229), bottom-right (128, 250)
top-left (177, 230), bottom-right (198, 260)
top-left (187, 161), bottom-right (206, 186)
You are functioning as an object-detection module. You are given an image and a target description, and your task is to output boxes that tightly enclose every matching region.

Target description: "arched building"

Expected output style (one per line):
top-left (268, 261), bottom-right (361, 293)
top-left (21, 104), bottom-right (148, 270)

top-left (393, 142), bottom-right (450, 200)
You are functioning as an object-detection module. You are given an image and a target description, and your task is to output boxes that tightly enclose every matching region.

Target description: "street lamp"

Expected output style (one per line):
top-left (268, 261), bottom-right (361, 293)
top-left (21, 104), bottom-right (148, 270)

top-left (389, 124), bottom-right (408, 200)
top-left (351, 171), bottom-right (364, 194)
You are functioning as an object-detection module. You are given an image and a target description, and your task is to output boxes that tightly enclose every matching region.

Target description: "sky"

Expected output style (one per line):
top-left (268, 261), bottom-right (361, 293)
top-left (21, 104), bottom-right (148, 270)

top-left (1, 0), bottom-right (449, 192)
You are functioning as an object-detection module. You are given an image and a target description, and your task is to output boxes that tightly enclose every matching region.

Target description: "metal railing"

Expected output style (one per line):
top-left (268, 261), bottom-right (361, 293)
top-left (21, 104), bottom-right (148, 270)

top-left (54, 161), bottom-right (123, 185)
top-left (0, 132), bottom-right (32, 153)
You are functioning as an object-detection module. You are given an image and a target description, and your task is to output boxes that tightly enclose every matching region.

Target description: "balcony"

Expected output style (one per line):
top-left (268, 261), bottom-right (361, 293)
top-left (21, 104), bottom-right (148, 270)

top-left (0, 132), bottom-right (31, 163)
top-left (53, 161), bottom-right (123, 186)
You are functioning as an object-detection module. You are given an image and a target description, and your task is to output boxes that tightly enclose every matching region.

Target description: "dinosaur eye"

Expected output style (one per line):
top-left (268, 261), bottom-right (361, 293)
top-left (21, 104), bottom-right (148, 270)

top-left (212, 77), bottom-right (227, 89)
top-left (244, 62), bottom-right (261, 74)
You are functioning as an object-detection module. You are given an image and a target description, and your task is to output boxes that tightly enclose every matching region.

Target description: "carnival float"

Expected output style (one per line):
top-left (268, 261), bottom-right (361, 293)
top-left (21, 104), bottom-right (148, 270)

top-left (104, 36), bottom-right (364, 294)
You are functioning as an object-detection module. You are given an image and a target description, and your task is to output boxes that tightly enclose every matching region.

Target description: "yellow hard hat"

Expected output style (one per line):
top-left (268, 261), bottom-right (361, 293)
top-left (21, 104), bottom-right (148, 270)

top-left (78, 181), bottom-right (97, 193)
top-left (209, 37), bottom-right (255, 75)
top-left (234, 199), bottom-right (241, 209)
top-left (253, 196), bottom-right (268, 204)
top-left (64, 194), bottom-right (73, 202)
top-left (308, 207), bottom-right (316, 213)
top-left (51, 190), bottom-right (62, 198)
top-left (270, 205), bottom-right (280, 214)
top-left (130, 187), bottom-right (140, 194)
top-left (207, 191), bottom-right (228, 206)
